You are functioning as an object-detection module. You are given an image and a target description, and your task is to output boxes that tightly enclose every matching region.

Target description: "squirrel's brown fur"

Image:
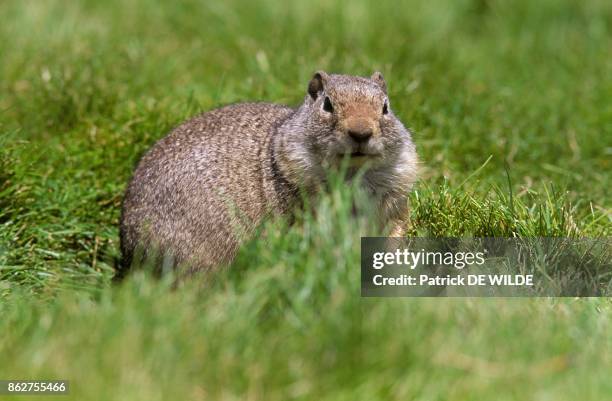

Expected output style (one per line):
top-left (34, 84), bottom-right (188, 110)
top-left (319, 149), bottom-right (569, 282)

top-left (120, 71), bottom-right (418, 273)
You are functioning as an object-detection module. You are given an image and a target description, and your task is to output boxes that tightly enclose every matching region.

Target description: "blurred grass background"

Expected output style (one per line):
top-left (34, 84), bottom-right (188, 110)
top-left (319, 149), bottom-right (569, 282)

top-left (0, 0), bottom-right (611, 399)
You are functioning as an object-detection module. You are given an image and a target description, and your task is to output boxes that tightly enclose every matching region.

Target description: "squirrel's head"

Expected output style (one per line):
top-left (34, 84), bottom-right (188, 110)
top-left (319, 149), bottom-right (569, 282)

top-left (301, 71), bottom-right (409, 169)
top-left (277, 71), bottom-right (416, 189)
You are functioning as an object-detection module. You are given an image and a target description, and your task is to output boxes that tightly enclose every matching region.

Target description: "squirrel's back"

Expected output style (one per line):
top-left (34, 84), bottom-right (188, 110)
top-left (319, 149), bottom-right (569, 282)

top-left (120, 102), bottom-right (294, 272)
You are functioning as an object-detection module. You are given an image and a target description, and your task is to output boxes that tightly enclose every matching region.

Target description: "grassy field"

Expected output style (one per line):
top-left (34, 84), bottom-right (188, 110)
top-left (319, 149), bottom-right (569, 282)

top-left (0, 0), bottom-right (611, 399)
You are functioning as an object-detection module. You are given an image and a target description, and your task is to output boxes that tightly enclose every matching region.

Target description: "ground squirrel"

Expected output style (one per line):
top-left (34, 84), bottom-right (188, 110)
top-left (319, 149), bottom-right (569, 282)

top-left (119, 71), bottom-right (418, 273)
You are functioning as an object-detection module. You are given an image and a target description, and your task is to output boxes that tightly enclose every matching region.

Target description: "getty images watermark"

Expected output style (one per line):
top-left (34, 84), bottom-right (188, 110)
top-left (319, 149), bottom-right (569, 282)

top-left (361, 237), bottom-right (611, 297)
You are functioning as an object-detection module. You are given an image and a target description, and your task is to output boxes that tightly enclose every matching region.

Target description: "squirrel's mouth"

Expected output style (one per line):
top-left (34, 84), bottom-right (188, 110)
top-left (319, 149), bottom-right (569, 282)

top-left (334, 151), bottom-right (379, 167)
top-left (336, 151), bottom-right (371, 158)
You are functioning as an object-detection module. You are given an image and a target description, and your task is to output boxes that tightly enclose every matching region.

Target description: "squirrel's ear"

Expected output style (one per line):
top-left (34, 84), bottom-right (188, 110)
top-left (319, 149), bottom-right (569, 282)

top-left (308, 71), bottom-right (329, 100)
top-left (371, 71), bottom-right (387, 93)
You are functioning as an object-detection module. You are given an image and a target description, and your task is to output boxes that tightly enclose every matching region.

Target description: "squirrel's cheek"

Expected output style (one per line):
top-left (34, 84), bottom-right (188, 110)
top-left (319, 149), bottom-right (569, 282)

top-left (318, 111), bottom-right (334, 121)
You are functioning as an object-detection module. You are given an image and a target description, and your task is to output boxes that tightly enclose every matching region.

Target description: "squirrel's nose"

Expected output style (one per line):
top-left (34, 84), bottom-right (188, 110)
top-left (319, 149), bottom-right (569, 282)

top-left (348, 129), bottom-right (373, 143)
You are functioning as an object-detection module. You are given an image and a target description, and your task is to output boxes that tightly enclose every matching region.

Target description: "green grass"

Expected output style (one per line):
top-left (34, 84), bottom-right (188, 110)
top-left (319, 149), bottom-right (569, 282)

top-left (0, 0), bottom-right (611, 399)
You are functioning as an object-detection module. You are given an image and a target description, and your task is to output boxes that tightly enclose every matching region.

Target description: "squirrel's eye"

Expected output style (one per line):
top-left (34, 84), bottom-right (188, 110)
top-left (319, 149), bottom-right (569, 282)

top-left (323, 96), bottom-right (333, 113)
top-left (382, 101), bottom-right (389, 115)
